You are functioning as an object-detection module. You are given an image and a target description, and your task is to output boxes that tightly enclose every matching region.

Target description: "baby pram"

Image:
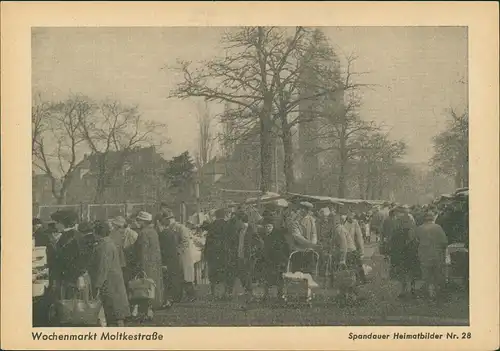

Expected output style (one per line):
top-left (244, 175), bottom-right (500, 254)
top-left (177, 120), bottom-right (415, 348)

top-left (282, 249), bottom-right (320, 307)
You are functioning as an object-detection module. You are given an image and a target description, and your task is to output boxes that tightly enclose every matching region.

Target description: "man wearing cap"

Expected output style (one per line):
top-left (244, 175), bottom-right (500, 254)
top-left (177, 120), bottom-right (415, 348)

top-left (134, 211), bottom-right (164, 318)
top-left (224, 210), bottom-right (262, 304)
top-left (32, 218), bottom-right (46, 247)
top-left (155, 202), bottom-right (173, 230)
top-left (342, 209), bottom-right (366, 284)
top-left (203, 208), bottom-right (231, 298)
top-left (160, 211), bottom-right (197, 303)
top-left (388, 206), bottom-right (419, 299)
top-left (414, 212), bottom-right (448, 300)
top-left (109, 216), bottom-right (139, 286)
top-left (109, 217), bottom-right (128, 270)
top-left (284, 205), bottom-right (318, 274)
top-left (49, 209), bottom-right (91, 323)
top-left (298, 202), bottom-right (318, 245)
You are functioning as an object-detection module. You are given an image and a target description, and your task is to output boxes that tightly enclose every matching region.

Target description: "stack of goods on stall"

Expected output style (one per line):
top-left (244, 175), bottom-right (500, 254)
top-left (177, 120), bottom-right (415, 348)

top-left (32, 242), bottom-right (49, 298)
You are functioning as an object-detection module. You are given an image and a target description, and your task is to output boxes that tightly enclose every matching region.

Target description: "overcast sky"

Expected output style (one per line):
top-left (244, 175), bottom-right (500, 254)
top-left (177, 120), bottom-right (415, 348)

top-left (32, 26), bottom-right (468, 164)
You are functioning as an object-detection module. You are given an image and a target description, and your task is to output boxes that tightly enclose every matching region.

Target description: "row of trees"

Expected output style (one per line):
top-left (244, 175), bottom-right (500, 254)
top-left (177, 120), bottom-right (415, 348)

top-left (179, 27), bottom-right (408, 198)
top-left (431, 108), bottom-right (469, 189)
top-left (32, 94), bottom-right (168, 204)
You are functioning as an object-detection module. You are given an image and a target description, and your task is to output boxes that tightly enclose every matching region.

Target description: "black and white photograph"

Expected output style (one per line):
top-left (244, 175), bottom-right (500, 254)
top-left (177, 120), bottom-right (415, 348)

top-left (1, 2), bottom-right (498, 350)
top-left (30, 25), bottom-right (471, 327)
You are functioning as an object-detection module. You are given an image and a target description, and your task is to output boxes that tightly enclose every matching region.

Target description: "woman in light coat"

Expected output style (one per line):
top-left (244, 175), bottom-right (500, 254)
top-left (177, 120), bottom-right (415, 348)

top-left (163, 213), bottom-right (197, 301)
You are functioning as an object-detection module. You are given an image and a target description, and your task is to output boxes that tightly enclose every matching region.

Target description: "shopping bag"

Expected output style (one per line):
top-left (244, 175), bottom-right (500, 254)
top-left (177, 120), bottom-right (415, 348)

top-left (333, 268), bottom-right (357, 289)
top-left (362, 264), bottom-right (373, 276)
top-left (54, 279), bottom-right (102, 326)
top-left (128, 271), bottom-right (156, 301)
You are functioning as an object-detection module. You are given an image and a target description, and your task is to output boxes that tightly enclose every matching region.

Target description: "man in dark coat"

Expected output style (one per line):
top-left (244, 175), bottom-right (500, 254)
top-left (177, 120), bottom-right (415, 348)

top-left (33, 218), bottom-right (47, 246)
top-left (261, 215), bottom-right (289, 302)
top-left (133, 211), bottom-right (164, 318)
top-left (224, 210), bottom-right (263, 303)
top-left (203, 208), bottom-right (230, 298)
top-left (158, 213), bottom-right (184, 306)
top-left (388, 206), bottom-right (420, 299)
top-left (89, 221), bottom-right (130, 327)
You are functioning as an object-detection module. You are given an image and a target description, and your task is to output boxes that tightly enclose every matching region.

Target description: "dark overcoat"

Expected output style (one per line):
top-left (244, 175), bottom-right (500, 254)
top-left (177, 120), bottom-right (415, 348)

top-left (89, 236), bottom-right (130, 321)
top-left (203, 219), bottom-right (228, 284)
top-left (134, 225), bottom-right (164, 309)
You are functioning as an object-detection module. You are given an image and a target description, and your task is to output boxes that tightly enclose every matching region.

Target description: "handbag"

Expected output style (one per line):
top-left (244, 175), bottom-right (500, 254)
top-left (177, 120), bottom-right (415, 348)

top-left (128, 271), bottom-right (156, 301)
top-left (54, 278), bottom-right (102, 326)
top-left (333, 267), bottom-right (357, 289)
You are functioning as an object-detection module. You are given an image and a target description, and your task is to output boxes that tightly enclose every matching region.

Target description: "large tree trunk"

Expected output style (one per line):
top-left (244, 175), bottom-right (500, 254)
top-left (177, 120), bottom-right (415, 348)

top-left (94, 154), bottom-right (107, 203)
top-left (259, 108), bottom-right (273, 193)
top-left (338, 161), bottom-right (347, 198)
top-left (282, 127), bottom-right (295, 193)
top-left (55, 195), bottom-right (65, 205)
top-left (337, 143), bottom-right (348, 198)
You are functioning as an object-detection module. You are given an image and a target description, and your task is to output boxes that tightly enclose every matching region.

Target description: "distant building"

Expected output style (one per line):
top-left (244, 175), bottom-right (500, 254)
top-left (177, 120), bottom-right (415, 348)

top-left (33, 147), bottom-right (170, 205)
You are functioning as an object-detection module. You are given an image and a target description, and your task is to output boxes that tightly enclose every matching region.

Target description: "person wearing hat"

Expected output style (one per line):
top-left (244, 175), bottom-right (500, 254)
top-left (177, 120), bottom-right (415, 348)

top-left (414, 212), bottom-right (448, 301)
top-left (380, 208), bottom-right (397, 257)
top-left (88, 220), bottom-right (130, 327)
top-left (157, 211), bottom-right (188, 306)
top-left (32, 218), bottom-right (46, 247)
top-left (49, 210), bottom-right (90, 304)
top-left (155, 202), bottom-right (174, 230)
top-left (342, 209), bottom-right (366, 284)
top-left (133, 211), bottom-right (164, 319)
top-left (298, 202), bottom-right (318, 245)
top-left (109, 216), bottom-right (136, 281)
top-left (283, 204), bottom-right (319, 275)
top-left (203, 208), bottom-right (231, 299)
top-left (387, 206), bottom-right (419, 299)
top-left (260, 214), bottom-right (289, 303)
top-left (159, 211), bottom-right (197, 303)
top-left (224, 209), bottom-right (262, 305)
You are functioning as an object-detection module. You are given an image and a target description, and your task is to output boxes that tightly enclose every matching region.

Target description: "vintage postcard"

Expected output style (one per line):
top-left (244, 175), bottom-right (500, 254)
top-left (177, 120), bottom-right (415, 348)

top-left (1, 1), bottom-right (499, 350)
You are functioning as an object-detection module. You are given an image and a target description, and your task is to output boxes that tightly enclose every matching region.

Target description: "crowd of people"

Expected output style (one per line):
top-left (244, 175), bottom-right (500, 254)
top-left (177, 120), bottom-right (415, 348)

top-left (32, 195), bottom-right (468, 326)
top-left (32, 202), bottom-right (198, 326)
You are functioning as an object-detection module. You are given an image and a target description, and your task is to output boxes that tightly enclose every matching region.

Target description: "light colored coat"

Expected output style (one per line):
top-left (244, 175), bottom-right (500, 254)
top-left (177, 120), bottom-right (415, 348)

top-left (285, 215), bottom-right (316, 251)
top-left (342, 219), bottom-right (365, 257)
top-left (89, 236), bottom-right (130, 321)
top-left (300, 214), bottom-right (318, 244)
top-left (415, 222), bottom-right (448, 264)
top-left (166, 222), bottom-right (196, 283)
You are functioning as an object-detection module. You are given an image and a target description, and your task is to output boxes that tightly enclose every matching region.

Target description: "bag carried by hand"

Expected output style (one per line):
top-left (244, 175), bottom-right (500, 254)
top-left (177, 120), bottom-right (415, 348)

top-left (128, 271), bottom-right (156, 301)
top-left (334, 266), bottom-right (357, 289)
top-left (54, 277), bottom-right (102, 326)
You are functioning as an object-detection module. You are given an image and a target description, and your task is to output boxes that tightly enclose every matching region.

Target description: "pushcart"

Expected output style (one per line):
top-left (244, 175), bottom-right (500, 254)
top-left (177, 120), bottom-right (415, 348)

top-left (282, 249), bottom-right (320, 307)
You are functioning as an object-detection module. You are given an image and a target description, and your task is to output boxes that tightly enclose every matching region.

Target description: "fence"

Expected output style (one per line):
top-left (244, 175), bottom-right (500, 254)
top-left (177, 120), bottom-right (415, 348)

top-left (37, 203), bottom-right (158, 222)
top-left (37, 204), bottom-right (83, 222)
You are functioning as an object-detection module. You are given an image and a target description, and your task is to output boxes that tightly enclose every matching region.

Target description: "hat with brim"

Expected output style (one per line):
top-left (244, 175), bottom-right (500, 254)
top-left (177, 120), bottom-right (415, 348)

top-left (51, 210), bottom-right (78, 227)
top-left (111, 216), bottom-right (127, 227)
top-left (136, 211), bottom-right (153, 222)
top-left (299, 201), bottom-right (314, 209)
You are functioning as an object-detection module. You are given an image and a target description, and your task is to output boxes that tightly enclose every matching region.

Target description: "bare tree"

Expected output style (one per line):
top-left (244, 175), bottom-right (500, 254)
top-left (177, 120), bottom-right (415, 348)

top-left (32, 93), bottom-right (51, 156)
top-left (354, 131), bottom-right (407, 199)
top-left (269, 28), bottom-right (342, 191)
top-left (431, 108), bottom-right (469, 188)
top-left (171, 27), bottom-right (338, 192)
top-left (313, 52), bottom-right (379, 197)
top-left (32, 95), bottom-right (94, 204)
top-left (78, 100), bottom-right (168, 203)
top-left (195, 100), bottom-right (215, 169)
